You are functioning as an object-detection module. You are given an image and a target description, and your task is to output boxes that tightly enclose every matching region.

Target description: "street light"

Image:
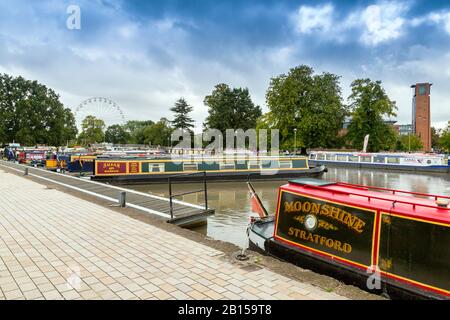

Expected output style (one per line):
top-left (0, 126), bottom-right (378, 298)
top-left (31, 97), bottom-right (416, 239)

top-left (294, 128), bottom-right (297, 155)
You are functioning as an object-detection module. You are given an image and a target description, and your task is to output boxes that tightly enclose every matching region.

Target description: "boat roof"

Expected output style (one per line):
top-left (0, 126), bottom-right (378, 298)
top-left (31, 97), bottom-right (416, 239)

top-left (283, 178), bottom-right (450, 224)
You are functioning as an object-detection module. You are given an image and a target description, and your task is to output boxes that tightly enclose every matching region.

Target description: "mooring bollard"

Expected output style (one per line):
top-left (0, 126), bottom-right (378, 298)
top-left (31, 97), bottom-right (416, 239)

top-left (24, 168), bottom-right (28, 176)
top-left (119, 191), bottom-right (126, 207)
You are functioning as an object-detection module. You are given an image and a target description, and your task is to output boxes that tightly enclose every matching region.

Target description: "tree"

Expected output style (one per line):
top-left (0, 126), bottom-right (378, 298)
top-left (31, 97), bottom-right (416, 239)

top-left (346, 79), bottom-right (397, 152)
top-left (396, 134), bottom-right (424, 152)
top-left (123, 120), bottom-right (154, 144)
top-left (265, 65), bottom-right (346, 153)
top-left (105, 124), bottom-right (130, 144)
top-left (170, 98), bottom-right (194, 133)
top-left (431, 127), bottom-right (441, 150)
top-left (143, 118), bottom-right (172, 146)
top-left (78, 115), bottom-right (105, 145)
top-left (0, 73), bottom-right (78, 145)
top-left (204, 84), bottom-right (262, 133)
top-left (439, 121), bottom-right (450, 153)
top-left (62, 108), bottom-right (78, 146)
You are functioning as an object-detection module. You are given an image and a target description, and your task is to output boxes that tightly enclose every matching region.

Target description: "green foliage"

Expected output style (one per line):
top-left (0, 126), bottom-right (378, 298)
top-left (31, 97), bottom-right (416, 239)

top-left (105, 124), bottom-right (130, 144)
top-left (0, 73), bottom-right (78, 145)
top-left (171, 98), bottom-right (194, 132)
top-left (204, 83), bottom-right (262, 132)
top-left (396, 134), bottom-right (424, 152)
top-left (439, 121), bottom-right (450, 153)
top-left (77, 115), bottom-right (105, 145)
top-left (346, 79), bottom-right (397, 152)
top-left (123, 120), bottom-right (154, 144)
top-left (143, 118), bottom-right (173, 146)
top-left (265, 65), bottom-right (346, 152)
top-left (431, 127), bottom-right (441, 150)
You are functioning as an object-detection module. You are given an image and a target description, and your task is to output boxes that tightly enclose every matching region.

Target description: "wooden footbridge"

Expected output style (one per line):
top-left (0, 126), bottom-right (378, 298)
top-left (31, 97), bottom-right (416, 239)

top-left (0, 160), bottom-right (214, 228)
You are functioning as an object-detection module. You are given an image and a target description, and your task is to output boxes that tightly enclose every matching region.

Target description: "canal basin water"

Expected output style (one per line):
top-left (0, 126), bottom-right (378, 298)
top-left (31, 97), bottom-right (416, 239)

top-left (125, 167), bottom-right (450, 248)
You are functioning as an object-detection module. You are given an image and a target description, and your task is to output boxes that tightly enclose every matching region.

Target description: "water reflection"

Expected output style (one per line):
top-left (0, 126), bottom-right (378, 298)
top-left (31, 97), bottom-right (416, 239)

top-left (126, 168), bottom-right (450, 248)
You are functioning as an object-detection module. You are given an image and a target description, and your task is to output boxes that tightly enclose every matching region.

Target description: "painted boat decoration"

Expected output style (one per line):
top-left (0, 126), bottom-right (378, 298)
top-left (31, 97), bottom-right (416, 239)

top-left (247, 178), bottom-right (450, 300)
top-left (91, 156), bottom-right (327, 183)
top-left (308, 151), bottom-right (450, 173)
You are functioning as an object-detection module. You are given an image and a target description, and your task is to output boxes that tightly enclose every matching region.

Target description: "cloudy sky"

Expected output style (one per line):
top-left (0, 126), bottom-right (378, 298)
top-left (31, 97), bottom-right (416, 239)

top-left (1, 0), bottom-right (449, 132)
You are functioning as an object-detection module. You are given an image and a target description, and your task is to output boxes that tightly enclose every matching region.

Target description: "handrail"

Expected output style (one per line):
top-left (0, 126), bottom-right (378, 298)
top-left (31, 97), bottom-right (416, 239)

top-left (297, 183), bottom-right (450, 212)
top-left (336, 182), bottom-right (450, 200)
top-left (168, 171), bottom-right (208, 220)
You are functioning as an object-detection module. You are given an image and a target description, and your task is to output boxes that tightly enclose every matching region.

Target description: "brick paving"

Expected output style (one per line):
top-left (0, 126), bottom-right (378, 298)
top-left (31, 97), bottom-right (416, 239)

top-left (0, 169), bottom-right (346, 300)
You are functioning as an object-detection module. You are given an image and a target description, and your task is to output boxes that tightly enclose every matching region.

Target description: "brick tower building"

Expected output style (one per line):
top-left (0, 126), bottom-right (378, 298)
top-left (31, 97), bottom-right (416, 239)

top-left (411, 83), bottom-right (432, 152)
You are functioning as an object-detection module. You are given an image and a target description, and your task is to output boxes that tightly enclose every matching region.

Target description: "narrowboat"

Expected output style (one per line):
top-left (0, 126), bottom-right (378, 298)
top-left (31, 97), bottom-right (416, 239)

top-left (247, 178), bottom-right (450, 300)
top-left (66, 154), bottom-right (98, 172)
top-left (309, 151), bottom-right (450, 173)
top-left (90, 156), bottom-right (327, 183)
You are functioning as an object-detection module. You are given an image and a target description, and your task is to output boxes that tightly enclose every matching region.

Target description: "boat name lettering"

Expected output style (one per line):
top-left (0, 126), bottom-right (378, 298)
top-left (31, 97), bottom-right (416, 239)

top-left (284, 200), bottom-right (366, 233)
top-left (288, 227), bottom-right (352, 253)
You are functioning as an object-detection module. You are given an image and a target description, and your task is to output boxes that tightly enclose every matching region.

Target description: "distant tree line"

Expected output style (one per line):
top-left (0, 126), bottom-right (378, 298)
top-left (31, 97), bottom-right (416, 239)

top-left (1, 71), bottom-right (449, 153)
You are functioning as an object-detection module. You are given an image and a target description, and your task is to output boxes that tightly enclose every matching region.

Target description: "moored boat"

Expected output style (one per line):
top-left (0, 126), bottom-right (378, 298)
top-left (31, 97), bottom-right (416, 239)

top-left (91, 156), bottom-right (327, 183)
top-left (309, 151), bottom-right (450, 173)
top-left (247, 178), bottom-right (450, 300)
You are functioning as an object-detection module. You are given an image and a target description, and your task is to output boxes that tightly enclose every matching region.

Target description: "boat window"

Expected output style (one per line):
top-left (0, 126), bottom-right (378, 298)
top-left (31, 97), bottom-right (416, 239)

top-left (360, 156), bottom-right (372, 162)
top-left (386, 157), bottom-right (400, 164)
top-left (309, 154), bottom-right (316, 160)
top-left (183, 163), bottom-right (198, 171)
top-left (373, 156), bottom-right (385, 163)
top-left (325, 154), bottom-right (335, 161)
top-left (248, 161), bottom-right (260, 169)
top-left (151, 163), bottom-right (165, 172)
top-left (279, 160), bottom-right (292, 169)
top-left (348, 155), bottom-right (358, 162)
top-left (317, 153), bottom-right (325, 160)
top-left (219, 162), bottom-right (235, 170)
top-left (336, 155), bottom-right (347, 161)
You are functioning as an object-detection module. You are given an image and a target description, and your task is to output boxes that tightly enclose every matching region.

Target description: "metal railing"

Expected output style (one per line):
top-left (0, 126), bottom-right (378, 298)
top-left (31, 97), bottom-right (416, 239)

top-left (168, 171), bottom-right (208, 219)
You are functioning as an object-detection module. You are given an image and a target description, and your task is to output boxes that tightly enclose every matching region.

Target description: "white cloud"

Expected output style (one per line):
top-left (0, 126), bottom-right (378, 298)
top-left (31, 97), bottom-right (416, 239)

top-left (411, 10), bottom-right (450, 35)
top-left (295, 3), bottom-right (334, 34)
top-left (293, 1), bottom-right (409, 46)
top-left (359, 2), bottom-right (407, 46)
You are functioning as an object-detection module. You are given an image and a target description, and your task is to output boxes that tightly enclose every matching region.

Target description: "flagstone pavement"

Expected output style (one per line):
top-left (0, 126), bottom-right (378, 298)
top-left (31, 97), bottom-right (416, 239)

top-left (0, 169), bottom-right (346, 300)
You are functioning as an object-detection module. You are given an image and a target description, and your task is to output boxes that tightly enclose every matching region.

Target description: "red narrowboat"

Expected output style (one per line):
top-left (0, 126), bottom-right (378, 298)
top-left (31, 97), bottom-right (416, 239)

top-left (248, 178), bottom-right (450, 299)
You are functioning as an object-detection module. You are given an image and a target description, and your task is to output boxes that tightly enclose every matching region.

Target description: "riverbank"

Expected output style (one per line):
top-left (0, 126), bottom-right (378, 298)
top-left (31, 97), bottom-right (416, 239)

top-left (0, 167), bottom-right (379, 300)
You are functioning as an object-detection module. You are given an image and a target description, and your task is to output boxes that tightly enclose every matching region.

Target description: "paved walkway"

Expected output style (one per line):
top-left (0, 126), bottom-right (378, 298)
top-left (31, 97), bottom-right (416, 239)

top-left (0, 169), bottom-right (346, 300)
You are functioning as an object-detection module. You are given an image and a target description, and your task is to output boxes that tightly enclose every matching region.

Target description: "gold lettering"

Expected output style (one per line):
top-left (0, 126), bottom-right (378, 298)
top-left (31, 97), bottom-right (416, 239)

top-left (342, 243), bottom-right (352, 253)
top-left (288, 227), bottom-right (294, 236)
top-left (311, 203), bottom-right (320, 214)
top-left (302, 201), bottom-right (311, 213)
top-left (353, 220), bottom-right (366, 233)
top-left (320, 204), bottom-right (330, 215)
top-left (284, 202), bottom-right (294, 213)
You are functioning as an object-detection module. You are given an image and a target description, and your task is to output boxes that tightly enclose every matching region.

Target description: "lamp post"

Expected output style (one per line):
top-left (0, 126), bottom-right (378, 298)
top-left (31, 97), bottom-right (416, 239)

top-left (294, 128), bottom-right (297, 155)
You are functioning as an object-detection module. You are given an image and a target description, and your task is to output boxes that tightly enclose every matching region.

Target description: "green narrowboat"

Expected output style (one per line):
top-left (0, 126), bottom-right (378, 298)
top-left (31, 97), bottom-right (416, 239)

top-left (91, 156), bottom-right (326, 183)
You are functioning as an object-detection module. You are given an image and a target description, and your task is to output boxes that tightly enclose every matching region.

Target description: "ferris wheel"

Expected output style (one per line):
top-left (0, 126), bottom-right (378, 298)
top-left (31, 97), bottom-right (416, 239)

top-left (73, 97), bottom-right (126, 129)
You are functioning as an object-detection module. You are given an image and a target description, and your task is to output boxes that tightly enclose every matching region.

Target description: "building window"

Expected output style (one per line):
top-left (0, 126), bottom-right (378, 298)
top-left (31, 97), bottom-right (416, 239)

top-left (419, 84), bottom-right (426, 95)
